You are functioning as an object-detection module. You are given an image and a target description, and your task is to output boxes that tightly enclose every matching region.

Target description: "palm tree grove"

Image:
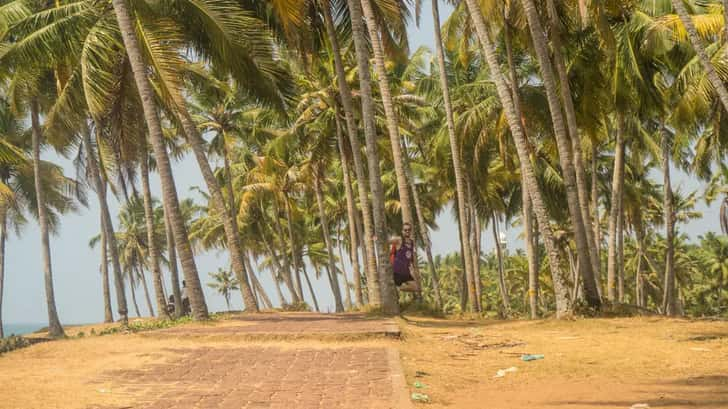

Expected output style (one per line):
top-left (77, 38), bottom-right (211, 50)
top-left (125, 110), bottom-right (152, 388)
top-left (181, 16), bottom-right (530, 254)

top-left (0, 0), bottom-right (727, 407)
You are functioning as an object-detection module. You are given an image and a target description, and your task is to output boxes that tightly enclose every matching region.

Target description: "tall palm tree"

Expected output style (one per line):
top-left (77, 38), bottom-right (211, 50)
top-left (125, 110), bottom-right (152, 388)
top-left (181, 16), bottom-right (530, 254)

top-left (430, 0), bottom-right (476, 311)
top-left (208, 267), bottom-right (239, 310)
top-left (461, 0), bottom-right (572, 316)
top-left (109, 0), bottom-right (209, 319)
top-left (344, 0), bottom-right (399, 314)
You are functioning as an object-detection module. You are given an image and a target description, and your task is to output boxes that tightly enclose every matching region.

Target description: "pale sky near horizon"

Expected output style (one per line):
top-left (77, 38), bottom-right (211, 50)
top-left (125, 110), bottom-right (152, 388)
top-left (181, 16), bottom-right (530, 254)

top-left (1, 1), bottom-right (721, 327)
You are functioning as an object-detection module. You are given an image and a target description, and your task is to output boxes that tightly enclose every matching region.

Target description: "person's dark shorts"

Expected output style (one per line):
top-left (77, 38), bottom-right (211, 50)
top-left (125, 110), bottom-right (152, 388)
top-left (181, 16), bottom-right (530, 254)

top-left (394, 271), bottom-right (414, 286)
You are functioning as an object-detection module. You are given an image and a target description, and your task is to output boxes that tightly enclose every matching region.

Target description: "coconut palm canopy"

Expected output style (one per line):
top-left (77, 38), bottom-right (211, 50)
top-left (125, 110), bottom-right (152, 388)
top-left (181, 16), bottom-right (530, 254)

top-left (0, 0), bottom-right (727, 334)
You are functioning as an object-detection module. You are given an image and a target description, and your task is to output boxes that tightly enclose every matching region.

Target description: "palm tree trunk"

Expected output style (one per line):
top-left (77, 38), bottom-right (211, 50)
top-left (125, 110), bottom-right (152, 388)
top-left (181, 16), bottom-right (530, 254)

top-left (617, 204), bottom-right (625, 303)
top-left (334, 115), bottom-right (364, 307)
top-left (634, 212), bottom-right (646, 308)
top-left (322, 2), bottom-right (379, 306)
top-left (337, 231), bottom-right (353, 310)
top-left (301, 262), bottom-right (320, 312)
top-left (261, 232), bottom-right (295, 303)
top-left (345, 0), bottom-right (398, 314)
top-left (505, 14), bottom-right (538, 318)
top-left (176, 111), bottom-right (258, 312)
top-left (672, 0), bottom-right (728, 113)
top-left (99, 214), bottom-right (114, 323)
top-left (608, 117), bottom-right (626, 302)
top-left (270, 201), bottom-right (300, 302)
top-left (128, 272), bottom-right (141, 317)
top-left (83, 127), bottom-right (129, 325)
top-left (662, 131), bottom-right (677, 315)
top-left (467, 181), bottom-right (483, 311)
top-left (545, 0), bottom-right (601, 296)
top-left (313, 169), bottom-right (345, 312)
top-left (140, 148), bottom-right (169, 318)
top-left (492, 213), bottom-right (511, 315)
top-left (431, 0), bottom-right (474, 313)
top-left (359, 0), bottom-right (415, 230)
top-left (30, 101), bottom-right (64, 337)
top-left (591, 142), bottom-right (602, 296)
top-left (462, 0), bottom-right (572, 316)
top-left (250, 270), bottom-right (272, 310)
top-left (164, 211), bottom-right (183, 317)
top-left (110, 0), bottom-right (208, 320)
top-left (137, 264), bottom-right (155, 317)
top-left (282, 196), bottom-right (304, 300)
top-left (578, 0), bottom-right (589, 28)
top-left (520, 0), bottom-right (600, 309)
top-left (0, 207), bottom-right (6, 338)
top-left (523, 183), bottom-right (539, 318)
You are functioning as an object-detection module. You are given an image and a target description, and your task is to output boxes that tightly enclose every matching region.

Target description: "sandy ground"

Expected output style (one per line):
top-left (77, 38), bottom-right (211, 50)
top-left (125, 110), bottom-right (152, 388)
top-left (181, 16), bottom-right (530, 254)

top-left (398, 316), bottom-right (728, 408)
top-left (1, 315), bottom-right (726, 408)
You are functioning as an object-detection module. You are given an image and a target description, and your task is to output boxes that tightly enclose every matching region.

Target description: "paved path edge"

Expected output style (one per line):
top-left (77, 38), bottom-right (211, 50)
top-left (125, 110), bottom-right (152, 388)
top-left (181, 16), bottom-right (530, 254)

top-left (386, 348), bottom-right (414, 409)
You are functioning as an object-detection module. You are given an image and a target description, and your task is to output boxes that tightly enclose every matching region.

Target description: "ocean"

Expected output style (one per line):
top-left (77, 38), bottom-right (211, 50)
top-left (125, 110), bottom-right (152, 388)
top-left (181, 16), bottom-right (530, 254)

top-left (2, 323), bottom-right (44, 337)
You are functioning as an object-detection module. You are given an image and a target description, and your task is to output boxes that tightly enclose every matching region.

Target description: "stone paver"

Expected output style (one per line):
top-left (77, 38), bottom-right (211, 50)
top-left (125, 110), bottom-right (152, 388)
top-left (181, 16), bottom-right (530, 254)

top-left (89, 313), bottom-right (411, 409)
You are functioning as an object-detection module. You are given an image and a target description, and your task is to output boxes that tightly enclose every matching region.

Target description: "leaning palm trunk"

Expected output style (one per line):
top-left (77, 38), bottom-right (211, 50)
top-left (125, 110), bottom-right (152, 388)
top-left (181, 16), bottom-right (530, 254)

top-left (137, 264), bottom-right (155, 317)
top-left (662, 131), bottom-right (677, 315)
top-left (358, 0), bottom-right (415, 228)
top-left (249, 269), bottom-right (273, 310)
top-left (591, 142), bottom-right (602, 296)
top-left (140, 149), bottom-right (170, 318)
top-left (270, 201), bottom-right (300, 302)
top-left (492, 214), bottom-right (511, 315)
top-left (128, 274), bottom-right (141, 317)
top-left (462, 0), bottom-right (572, 316)
top-left (99, 213), bottom-right (114, 323)
top-left (544, 0), bottom-right (601, 290)
top-left (83, 128), bottom-right (129, 325)
top-left (164, 211), bottom-right (183, 317)
top-left (345, 0), bottom-right (398, 314)
top-left (301, 262), bottom-right (320, 312)
top-left (313, 169), bottom-right (345, 312)
top-left (519, 0), bottom-right (600, 309)
top-left (337, 235), bottom-right (353, 309)
top-left (466, 180), bottom-right (482, 311)
top-left (0, 207), bottom-right (6, 338)
top-left (505, 15), bottom-right (539, 318)
top-left (617, 206), bottom-right (625, 302)
top-left (523, 182), bottom-right (539, 318)
top-left (261, 233), bottom-right (296, 303)
top-left (607, 117), bottom-right (626, 302)
top-left (672, 0), bottom-right (728, 113)
top-left (334, 115), bottom-right (364, 307)
top-left (282, 197), bottom-right (304, 300)
top-left (432, 0), bottom-right (476, 312)
top-left (175, 111), bottom-right (258, 312)
top-left (30, 101), bottom-right (64, 337)
top-left (110, 0), bottom-right (208, 319)
top-left (322, 0), bottom-right (378, 306)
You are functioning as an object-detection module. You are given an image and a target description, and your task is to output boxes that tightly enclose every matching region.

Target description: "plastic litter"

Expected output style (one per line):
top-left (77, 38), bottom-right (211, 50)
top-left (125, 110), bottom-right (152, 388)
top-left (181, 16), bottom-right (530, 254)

top-left (630, 404), bottom-right (650, 409)
top-left (413, 381), bottom-right (427, 389)
top-left (521, 354), bottom-right (545, 361)
top-left (411, 392), bottom-right (430, 402)
top-left (415, 370), bottom-right (429, 378)
top-left (494, 366), bottom-right (518, 378)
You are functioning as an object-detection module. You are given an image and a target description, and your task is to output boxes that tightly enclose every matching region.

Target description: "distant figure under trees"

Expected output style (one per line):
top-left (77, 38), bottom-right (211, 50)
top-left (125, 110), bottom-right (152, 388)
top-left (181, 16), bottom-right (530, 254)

top-left (721, 197), bottom-right (728, 235)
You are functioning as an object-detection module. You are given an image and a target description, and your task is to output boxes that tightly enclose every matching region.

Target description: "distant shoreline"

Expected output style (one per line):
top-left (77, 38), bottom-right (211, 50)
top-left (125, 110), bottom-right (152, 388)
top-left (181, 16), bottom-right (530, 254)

top-left (3, 323), bottom-right (46, 337)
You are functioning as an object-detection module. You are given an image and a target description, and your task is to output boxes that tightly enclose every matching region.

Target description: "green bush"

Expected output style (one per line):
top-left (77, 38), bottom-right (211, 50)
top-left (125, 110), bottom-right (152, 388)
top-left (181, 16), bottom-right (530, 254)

top-left (0, 336), bottom-right (31, 355)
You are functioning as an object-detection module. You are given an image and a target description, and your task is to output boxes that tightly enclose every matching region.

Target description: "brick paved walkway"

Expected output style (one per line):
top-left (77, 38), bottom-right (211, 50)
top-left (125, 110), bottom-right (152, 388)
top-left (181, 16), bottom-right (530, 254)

top-left (89, 313), bottom-right (411, 409)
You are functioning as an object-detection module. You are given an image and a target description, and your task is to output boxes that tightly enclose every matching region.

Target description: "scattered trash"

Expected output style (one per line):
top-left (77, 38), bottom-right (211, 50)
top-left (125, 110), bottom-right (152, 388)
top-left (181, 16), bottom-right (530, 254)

top-left (413, 381), bottom-right (428, 389)
top-left (690, 347), bottom-right (711, 352)
top-left (493, 367), bottom-right (518, 378)
top-left (630, 404), bottom-right (650, 409)
top-left (521, 354), bottom-right (545, 362)
top-left (97, 389), bottom-right (110, 394)
top-left (411, 392), bottom-right (430, 403)
top-left (442, 335), bottom-right (459, 340)
top-left (415, 370), bottom-right (429, 378)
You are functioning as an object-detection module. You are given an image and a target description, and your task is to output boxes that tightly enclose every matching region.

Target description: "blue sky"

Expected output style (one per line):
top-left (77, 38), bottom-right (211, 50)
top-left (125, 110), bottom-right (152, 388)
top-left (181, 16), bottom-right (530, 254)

top-left (2, 1), bottom-right (721, 326)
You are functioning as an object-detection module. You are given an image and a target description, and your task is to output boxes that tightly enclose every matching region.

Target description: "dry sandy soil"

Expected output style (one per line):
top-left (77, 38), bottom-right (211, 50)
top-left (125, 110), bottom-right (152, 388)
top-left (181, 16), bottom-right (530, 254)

top-left (0, 314), bottom-right (726, 408)
top-left (398, 316), bottom-right (728, 408)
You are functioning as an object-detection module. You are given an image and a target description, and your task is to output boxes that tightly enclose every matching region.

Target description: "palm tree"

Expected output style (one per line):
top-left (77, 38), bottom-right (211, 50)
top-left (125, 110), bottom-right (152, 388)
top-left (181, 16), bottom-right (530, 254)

top-left (208, 268), bottom-right (239, 311)
top-left (461, 0), bottom-right (572, 316)
top-left (109, 0), bottom-right (209, 319)
top-left (344, 0), bottom-right (399, 314)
